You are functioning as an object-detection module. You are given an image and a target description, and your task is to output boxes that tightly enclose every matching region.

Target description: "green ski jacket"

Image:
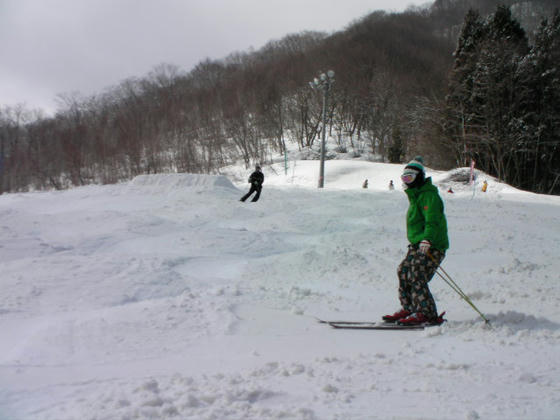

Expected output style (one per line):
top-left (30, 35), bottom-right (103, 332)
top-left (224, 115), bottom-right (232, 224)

top-left (404, 177), bottom-right (449, 251)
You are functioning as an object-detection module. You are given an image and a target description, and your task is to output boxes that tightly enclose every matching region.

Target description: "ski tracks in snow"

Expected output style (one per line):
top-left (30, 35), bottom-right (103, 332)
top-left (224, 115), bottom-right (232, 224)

top-left (1, 171), bottom-right (560, 419)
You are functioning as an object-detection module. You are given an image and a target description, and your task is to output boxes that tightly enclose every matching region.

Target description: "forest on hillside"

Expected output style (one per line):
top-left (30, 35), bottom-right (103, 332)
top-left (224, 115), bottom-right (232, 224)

top-left (1, 0), bottom-right (559, 194)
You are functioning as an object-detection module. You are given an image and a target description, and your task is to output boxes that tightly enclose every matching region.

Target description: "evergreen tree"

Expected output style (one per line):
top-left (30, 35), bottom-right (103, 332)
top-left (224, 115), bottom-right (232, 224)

top-left (537, 10), bottom-right (560, 194)
top-left (445, 9), bottom-right (485, 166)
top-left (444, 5), bottom-right (537, 187)
top-left (470, 6), bottom-right (529, 182)
top-left (517, 10), bottom-right (560, 193)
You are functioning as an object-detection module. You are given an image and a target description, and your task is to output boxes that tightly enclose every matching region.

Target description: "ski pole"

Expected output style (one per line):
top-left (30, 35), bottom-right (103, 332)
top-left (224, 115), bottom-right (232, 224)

top-left (434, 269), bottom-right (490, 324)
top-left (427, 252), bottom-right (490, 324)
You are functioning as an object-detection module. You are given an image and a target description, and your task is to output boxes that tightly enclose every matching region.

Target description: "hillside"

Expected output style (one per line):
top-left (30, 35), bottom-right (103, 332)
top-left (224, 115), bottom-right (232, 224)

top-left (1, 160), bottom-right (559, 419)
top-left (3, 0), bottom-right (558, 196)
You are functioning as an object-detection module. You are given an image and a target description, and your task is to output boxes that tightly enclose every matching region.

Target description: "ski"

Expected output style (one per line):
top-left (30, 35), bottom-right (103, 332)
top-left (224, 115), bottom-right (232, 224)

top-left (315, 318), bottom-right (378, 325)
top-left (327, 321), bottom-right (426, 330)
top-left (316, 317), bottom-right (445, 330)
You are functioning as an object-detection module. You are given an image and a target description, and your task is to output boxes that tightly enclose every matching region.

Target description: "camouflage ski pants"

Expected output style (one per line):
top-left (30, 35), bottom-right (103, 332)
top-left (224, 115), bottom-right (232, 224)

top-left (397, 245), bottom-right (445, 318)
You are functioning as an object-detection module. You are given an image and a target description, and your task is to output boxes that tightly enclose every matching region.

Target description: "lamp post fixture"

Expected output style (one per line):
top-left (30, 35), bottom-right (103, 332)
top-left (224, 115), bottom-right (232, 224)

top-left (309, 70), bottom-right (335, 188)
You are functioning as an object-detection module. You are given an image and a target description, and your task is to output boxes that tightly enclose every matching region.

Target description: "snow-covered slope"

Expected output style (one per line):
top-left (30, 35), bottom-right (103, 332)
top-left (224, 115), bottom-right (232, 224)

top-left (1, 162), bottom-right (559, 420)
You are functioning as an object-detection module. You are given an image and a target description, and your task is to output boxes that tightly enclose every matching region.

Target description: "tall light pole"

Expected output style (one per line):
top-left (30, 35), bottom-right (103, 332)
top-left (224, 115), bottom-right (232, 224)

top-left (309, 70), bottom-right (335, 188)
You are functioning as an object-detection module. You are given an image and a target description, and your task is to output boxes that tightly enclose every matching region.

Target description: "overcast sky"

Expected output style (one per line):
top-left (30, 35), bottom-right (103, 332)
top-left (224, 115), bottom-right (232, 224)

top-left (1, 0), bottom-right (431, 115)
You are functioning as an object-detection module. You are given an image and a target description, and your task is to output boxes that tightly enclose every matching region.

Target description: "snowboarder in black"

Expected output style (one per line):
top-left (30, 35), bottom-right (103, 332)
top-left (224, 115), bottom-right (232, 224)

top-left (240, 165), bottom-right (264, 202)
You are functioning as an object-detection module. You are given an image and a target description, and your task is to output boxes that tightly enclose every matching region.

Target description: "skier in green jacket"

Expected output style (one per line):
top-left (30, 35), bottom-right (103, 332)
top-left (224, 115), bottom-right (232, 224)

top-left (383, 156), bottom-right (449, 326)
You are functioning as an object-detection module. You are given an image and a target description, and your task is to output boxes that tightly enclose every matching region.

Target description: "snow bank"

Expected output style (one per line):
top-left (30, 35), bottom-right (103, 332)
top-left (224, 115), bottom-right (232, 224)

top-left (130, 173), bottom-right (238, 192)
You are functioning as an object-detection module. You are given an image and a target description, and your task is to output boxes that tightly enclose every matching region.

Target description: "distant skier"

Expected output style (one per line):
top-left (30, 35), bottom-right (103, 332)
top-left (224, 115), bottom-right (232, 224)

top-left (240, 165), bottom-right (264, 202)
top-left (383, 156), bottom-right (449, 326)
top-left (448, 187), bottom-right (454, 193)
top-left (362, 179), bottom-right (368, 189)
top-left (389, 180), bottom-right (394, 190)
top-left (482, 180), bottom-right (488, 192)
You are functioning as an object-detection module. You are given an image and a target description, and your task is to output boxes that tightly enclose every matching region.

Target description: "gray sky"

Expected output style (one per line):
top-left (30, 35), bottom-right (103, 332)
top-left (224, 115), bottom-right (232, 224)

top-left (1, 0), bottom-right (431, 115)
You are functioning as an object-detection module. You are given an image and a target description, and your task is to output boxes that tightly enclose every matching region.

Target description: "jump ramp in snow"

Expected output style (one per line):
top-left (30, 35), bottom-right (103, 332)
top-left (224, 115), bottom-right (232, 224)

top-left (129, 173), bottom-right (238, 192)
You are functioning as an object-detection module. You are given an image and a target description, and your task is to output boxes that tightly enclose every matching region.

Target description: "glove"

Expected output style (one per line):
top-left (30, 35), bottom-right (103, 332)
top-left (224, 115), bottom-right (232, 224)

top-left (419, 240), bottom-right (431, 254)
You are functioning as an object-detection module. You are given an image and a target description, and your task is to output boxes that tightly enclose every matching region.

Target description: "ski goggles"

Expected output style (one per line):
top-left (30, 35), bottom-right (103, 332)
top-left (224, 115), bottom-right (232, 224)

top-left (401, 170), bottom-right (418, 185)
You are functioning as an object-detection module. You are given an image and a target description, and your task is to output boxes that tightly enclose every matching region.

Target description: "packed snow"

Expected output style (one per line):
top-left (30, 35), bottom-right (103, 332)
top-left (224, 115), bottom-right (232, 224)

top-left (1, 158), bottom-right (560, 420)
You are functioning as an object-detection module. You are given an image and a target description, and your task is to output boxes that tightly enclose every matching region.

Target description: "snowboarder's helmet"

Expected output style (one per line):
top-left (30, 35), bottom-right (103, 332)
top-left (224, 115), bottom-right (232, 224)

top-left (404, 156), bottom-right (425, 174)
